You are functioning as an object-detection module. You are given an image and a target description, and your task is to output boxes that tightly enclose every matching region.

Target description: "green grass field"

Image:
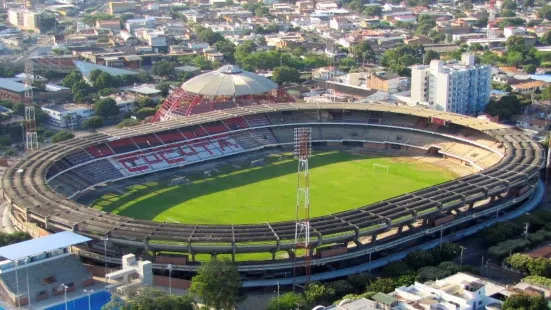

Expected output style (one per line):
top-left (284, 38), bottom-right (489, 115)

top-left (91, 151), bottom-right (457, 225)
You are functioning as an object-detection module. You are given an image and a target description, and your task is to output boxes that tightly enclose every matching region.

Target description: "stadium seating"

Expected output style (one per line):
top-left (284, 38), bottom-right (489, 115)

top-left (108, 138), bottom-right (139, 154)
top-left (223, 117), bottom-right (249, 130)
top-left (230, 132), bottom-right (262, 149)
top-left (202, 122), bottom-right (230, 135)
top-left (132, 134), bottom-right (163, 149)
top-left (87, 143), bottom-right (115, 158)
top-left (65, 150), bottom-right (93, 166)
top-left (110, 135), bottom-right (246, 176)
top-left (244, 114), bottom-right (272, 127)
top-left (249, 128), bottom-right (278, 145)
top-left (0, 255), bottom-right (91, 303)
top-left (156, 130), bottom-right (186, 144)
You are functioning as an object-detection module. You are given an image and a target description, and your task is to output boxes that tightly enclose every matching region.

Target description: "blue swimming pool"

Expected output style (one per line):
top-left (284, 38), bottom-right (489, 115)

top-left (45, 290), bottom-right (112, 310)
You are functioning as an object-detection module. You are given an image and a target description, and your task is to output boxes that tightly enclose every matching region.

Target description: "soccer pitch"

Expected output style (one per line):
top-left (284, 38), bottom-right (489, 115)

top-left (91, 151), bottom-right (457, 225)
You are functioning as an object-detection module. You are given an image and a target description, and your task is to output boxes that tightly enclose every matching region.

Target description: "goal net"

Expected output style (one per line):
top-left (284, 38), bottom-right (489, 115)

top-left (373, 164), bottom-right (389, 173)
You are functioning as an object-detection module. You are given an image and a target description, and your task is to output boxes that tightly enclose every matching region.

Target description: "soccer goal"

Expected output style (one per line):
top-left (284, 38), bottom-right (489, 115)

top-left (373, 164), bottom-right (389, 173)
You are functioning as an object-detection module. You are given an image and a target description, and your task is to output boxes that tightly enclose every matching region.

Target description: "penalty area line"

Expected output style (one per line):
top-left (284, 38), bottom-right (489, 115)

top-left (166, 217), bottom-right (181, 223)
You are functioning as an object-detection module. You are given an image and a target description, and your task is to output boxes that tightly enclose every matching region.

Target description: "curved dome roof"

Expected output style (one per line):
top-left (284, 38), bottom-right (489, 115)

top-left (181, 65), bottom-right (278, 97)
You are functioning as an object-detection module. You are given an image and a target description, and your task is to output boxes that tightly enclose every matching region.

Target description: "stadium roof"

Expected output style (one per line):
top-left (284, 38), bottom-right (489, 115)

top-left (0, 231), bottom-right (91, 261)
top-left (0, 78), bottom-right (30, 93)
top-left (181, 65), bottom-right (278, 97)
top-left (74, 60), bottom-right (138, 80)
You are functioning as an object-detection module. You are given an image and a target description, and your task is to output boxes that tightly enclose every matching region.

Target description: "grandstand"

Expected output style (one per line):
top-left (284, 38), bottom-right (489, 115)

top-left (0, 232), bottom-right (93, 307)
top-left (1, 102), bottom-right (544, 281)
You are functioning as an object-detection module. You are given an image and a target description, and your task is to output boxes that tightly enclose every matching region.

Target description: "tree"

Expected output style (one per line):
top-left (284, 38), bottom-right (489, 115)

top-left (304, 282), bottom-right (335, 306)
top-left (135, 107), bottom-right (156, 120)
top-left (214, 40), bottom-right (236, 62)
top-left (94, 98), bottom-right (119, 119)
top-left (528, 257), bottom-right (551, 277)
top-left (503, 293), bottom-right (547, 310)
top-left (198, 28), bottom-right (225, 45)
top-left (523, 64), bottom-right (537, 74)
top-left (484, 221), bottom-right (522, 245)
top-left (381, 45), bottom-right (423, 76)
top-left (117, 118), bottom-right (140, 128)
top-left (541, 31), bottom-right (551, 45)
top-left (542, 85), bottom-right (551, 100)
top-left (347, 273), bottom-right (370, 292)
top-left (364, 5), bottom-right (382, 17)
top-left (325, 280), bottom-right (355, 299)
top-left (83, 116), bottom-right (104, 129)
top-left (235, 41), bottom-right (257, 65)
top-left (51, 131), bottom-right (75, 143)
top-left (423, 50), bottom-right (440, 64)
top-left (485, 95), bottom-right (525, 120)
top-left (94, 72), bottom-right (119, 89)
top-left (537, 6), bottom-right (551, 20)
top-left (272, 66), bottom-right (300, 84)
top-left (88, 69), bottom-right (103, 84)
top-left (103, 287), bottom-right (196, 310)
top-left (405, 249), bottom-right (435, 270)
top-left (351, 41), bottom-right (375, 64)
top-left (156, 83), bottom-right (171, 97)
top-left (152, 61), bottom-right (176, 77)
top-left (193, 56), bottom-right (213, 70)
top-left (0, 136), bottom-right (12, 146)
top-left (339, 57), bottom-right (358, 71)
top-left (0, 232), bottom-right (31, 246)
top-left (267, 293), bottom-right (307, 310)
top-left (506, 35), bottom-right (528, 54)
top-left (190, 258), bottom-right (241, 310)
top-left (137, 97), bottom-right (155, 108)
top-left (500, 9), bottom-right (516, 17)
top-left (62, 71), bottom-right (83, 88)
top-left (368, 277), bottom-right (395, 293)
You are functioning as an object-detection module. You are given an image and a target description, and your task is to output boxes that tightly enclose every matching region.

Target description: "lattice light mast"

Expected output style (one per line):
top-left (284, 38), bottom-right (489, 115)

top-left (293, 127), bottom-right (312, 288)
top-left (24, 62), bottom-right (38, 151)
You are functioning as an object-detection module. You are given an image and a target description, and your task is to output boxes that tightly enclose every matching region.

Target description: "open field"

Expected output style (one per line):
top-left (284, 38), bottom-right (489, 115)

top-left (90, 151), bottom-right (458, 225)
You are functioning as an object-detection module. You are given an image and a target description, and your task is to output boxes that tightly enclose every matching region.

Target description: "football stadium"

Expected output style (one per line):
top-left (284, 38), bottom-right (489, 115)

top-left (1, 67), bottom-right (545, 287)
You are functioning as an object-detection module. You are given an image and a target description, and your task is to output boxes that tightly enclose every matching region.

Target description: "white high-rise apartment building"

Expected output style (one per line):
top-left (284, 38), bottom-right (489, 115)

top-left (7, 8), bottom-right (40, 32)
top-left (411, 53), bottom-right (491, 115)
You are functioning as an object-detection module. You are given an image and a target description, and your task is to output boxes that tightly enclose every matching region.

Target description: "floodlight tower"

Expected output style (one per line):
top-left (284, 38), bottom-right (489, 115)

top-left (293, 127), bottom-right (312, 289)
top-left (24, 61), bottom-right (38, 151)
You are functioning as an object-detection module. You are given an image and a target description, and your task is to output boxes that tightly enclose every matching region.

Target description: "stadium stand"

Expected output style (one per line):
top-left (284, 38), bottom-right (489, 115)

top-left (0, 256), bottom-right (91, 302)
top-left (0, 232), bottom-right (92, 306)
top-left (1, 103), bottom-right (543, 267)
top-left (108, 138), bottom-right (139, 154)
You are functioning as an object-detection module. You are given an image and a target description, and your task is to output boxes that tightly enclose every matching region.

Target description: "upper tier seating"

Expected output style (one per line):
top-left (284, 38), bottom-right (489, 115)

top-left (156, 130), bottom-right (186, 144)
top-left (223, 117), bottom-right (249, 130)
top-left (86, 143), bottom-right (114, 158)
top-left (108, 138), bottom-right (139, 154)
top-left (132, 134), bottom-right (163, 149)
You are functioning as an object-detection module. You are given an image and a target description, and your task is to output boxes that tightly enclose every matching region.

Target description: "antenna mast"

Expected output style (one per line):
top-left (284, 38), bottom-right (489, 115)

top-left (293, 127), bottom-right (312, 290)
top-left (24, 61), bottom-right (38, 151)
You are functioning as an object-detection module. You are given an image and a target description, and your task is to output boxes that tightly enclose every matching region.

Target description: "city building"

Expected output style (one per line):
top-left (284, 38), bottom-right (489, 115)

top-left (7, 8), bottom-right (40, 32)
top-left (125, 18), bottom-right (156, 33)
top-left (42, 103), bottom-right (95, 128)
top-left (410, 52), bottom-right (491, 115)
top-left (368, 72), bottom-right (404, 93)
top-left (96, 20), bottom-right (121, 32)
top-left (108, 1), bottom-right (138, 14)
top-left (389, 272), bottom-right (504, 310)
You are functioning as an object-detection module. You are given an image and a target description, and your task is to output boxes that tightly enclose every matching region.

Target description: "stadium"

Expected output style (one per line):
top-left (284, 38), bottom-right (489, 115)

top-left (1, 67), bottom-right (545, 286)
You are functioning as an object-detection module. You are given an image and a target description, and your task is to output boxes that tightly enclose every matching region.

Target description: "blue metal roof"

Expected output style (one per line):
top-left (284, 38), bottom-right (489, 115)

top-left (0, 78), bottom-right (30, 93)
top-left (0, 231), bottom-right (91, 261)
top-left (73, 60), bottom-right (138, 80)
